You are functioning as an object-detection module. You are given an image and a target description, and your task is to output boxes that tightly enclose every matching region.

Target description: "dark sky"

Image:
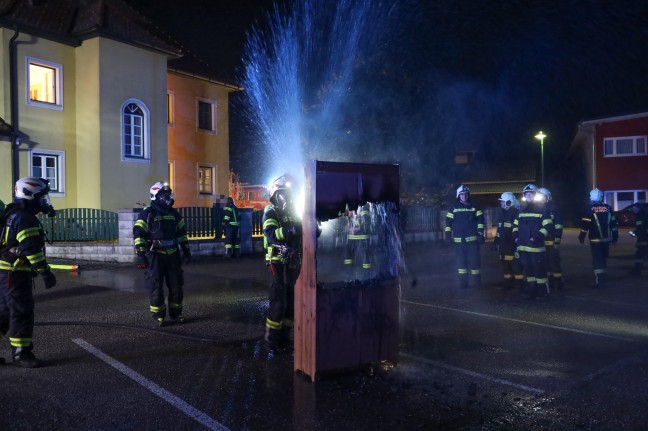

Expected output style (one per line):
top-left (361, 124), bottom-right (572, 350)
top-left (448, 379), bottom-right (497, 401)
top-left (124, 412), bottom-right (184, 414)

top-left (132, 0), bottom-right (648, 195)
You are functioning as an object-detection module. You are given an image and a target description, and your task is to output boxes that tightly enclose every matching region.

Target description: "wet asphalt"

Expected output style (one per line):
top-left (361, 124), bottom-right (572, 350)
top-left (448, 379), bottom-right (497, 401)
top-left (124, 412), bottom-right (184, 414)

top-left (1, 229), bottom-right (648, 431)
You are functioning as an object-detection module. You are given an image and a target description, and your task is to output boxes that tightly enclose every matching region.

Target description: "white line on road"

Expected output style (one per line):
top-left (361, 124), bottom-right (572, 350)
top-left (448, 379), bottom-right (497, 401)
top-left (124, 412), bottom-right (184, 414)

top-left (72, 338), bottom-right (230, 431)
top-left (401, 300), bottom-right (641, 343)
top-left (400, 353), bottom-right (545, 394)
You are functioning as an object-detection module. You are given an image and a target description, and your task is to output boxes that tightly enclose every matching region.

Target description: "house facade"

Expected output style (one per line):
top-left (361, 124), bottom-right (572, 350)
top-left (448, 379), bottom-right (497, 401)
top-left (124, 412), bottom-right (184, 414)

top-left (0, 0), bottom-right (237, 212)
top-left (570, 112), bottom-right (648, 210)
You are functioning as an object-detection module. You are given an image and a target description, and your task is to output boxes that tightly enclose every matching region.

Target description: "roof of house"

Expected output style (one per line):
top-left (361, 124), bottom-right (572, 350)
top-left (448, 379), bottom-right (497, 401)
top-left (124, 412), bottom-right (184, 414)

top-left (0, 0), bottom-right (239, 87)
top-left (569, 110), bottom-right (648, 156)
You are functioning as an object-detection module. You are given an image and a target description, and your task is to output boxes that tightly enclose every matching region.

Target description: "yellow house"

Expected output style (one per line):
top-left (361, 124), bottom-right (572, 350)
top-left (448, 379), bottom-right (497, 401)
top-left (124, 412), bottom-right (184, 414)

top-left (0, 0), bottom-right (238, 211)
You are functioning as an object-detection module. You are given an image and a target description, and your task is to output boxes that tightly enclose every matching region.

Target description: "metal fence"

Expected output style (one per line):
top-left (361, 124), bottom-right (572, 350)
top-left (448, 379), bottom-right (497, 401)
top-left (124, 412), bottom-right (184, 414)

top-left (39, 208), bottom-right (119, 241)
top-left (38, 206), bottom-right (447, 242)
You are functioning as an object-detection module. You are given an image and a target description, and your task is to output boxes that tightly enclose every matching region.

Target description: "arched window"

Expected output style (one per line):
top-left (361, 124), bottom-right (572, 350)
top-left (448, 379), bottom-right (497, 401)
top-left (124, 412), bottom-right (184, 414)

top-left (122, 99), bottom-right (150, 162)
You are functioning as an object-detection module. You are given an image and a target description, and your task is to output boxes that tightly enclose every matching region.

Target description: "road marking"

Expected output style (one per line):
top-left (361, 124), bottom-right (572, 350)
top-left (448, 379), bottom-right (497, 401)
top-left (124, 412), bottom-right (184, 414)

top-left (401, 300), bottom-right (641, 343)
top-left (400, 353), bottom-right (545, 394)
top-left (72, 338), bottom-right (230, 431)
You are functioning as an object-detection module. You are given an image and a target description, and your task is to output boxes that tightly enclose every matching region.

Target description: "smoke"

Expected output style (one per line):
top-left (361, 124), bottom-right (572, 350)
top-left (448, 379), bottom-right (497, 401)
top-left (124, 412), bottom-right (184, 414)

top-left (233, 0), bottom-right (648, 197)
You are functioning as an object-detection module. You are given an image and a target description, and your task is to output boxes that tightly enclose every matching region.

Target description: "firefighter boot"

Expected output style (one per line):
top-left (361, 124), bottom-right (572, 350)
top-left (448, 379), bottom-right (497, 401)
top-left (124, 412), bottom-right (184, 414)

top-left (264, 327), bottom-right (282, 352)
top-left (12, 346), bottom-right (40, 368)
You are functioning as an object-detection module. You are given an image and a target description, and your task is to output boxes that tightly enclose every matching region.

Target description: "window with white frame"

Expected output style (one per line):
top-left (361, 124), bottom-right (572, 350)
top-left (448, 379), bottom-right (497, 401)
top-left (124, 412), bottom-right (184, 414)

top-left (26, 57), bottom-right (63, 110)
top-left (605, 190), bottom-right (647, 210)
top-left (198, 165), bottom-right (214, 194)
top-left (30, 150), bottom-right (65, 195)
top-left (122, 99), bottom-right (150, 162)
top-left (603, 136), bottom-right (647, 157)
top-left (197, 98), bottom-right (216, 133)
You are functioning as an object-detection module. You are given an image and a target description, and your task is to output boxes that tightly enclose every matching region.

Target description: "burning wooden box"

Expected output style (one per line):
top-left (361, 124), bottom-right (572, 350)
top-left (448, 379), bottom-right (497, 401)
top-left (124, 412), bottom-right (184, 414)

top-left (294, 160), bottom-right (401, 381)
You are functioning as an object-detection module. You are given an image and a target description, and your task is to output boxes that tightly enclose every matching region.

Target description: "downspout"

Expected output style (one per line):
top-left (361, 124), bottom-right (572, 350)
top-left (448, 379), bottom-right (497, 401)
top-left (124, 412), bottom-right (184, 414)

top-left (9, 27), bottom-right (20, 189)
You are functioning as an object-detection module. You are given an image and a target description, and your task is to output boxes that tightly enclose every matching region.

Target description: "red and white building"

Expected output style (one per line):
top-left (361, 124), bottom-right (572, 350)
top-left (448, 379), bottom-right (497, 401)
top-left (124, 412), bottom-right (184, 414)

top-left (570, 112), bottom-right (648, 210)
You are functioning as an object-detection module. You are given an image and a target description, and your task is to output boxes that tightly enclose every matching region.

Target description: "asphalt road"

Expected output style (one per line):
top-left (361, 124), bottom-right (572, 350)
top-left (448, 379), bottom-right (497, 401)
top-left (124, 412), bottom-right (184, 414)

top-left (1, 229), bottom-right (647, 431)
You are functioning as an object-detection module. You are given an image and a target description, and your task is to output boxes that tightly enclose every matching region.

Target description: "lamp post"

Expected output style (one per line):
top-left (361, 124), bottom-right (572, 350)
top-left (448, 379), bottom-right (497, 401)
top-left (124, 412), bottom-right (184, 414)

top-left (535, 131), bottom-right (546, 187)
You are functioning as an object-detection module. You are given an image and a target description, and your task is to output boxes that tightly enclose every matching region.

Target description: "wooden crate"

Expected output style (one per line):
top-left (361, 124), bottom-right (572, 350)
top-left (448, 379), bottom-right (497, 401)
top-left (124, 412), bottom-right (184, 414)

top-left (294, 160), bottom-right (400, 381)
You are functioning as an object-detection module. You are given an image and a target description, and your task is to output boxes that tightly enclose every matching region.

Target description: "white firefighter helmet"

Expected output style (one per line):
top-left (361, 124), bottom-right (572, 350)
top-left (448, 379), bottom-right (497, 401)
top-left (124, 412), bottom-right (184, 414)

top-left (456, 184), bottom-right (470, 198)
top-left (149, 181), bottom-right (172, 201)
top-left (268, 175), bottom-right (293, 209)
top-left (522, 184), bottom-right (538, 194)
top-left (498, 192), bottom-right (518, 210)
top-left (589, 188), bottom-right (604, 203)
top-left (537, 187), bottom-right (552, 202)
top-left (15, 177), bottom-right (51, 200)
top-left (149, 182), bottom-right (174, 207)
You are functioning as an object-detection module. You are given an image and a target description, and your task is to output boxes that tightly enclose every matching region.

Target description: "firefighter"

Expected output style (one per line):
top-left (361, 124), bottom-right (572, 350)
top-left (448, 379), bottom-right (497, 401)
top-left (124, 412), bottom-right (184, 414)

top-left (262, 175), bottom-right (302, 352)
top-left (133, 182), bottom-right (191, 326)
top-left (578, 188), bottom-right (618, 288)
top-left (537, 187), bottom-right (564, 291)
top-left (445, 185), bottom-right (485, 289)
top-left (222, 197), bottom-right (241, 258)
top-left (493, 192), bottom-right (523, 290)
top-left (513, 184), bottom-right (554, 299)
top-left (629, 203), bottom-right (647, 276)
top-left (0, 177), bottom-right (57, 368)
top-left (343, 202), bottom-right (372, 282)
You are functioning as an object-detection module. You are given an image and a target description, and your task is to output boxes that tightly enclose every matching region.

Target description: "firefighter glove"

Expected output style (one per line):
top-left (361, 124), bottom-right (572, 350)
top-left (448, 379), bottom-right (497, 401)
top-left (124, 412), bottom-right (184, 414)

top-left (136, 252), bottom-right (149, 269)
top-left (41, 270), bottom-right (57, 289)
top-left (182, 246), bottom-right (192, 265)
top-left (578, 233), bottom-right (585, 244)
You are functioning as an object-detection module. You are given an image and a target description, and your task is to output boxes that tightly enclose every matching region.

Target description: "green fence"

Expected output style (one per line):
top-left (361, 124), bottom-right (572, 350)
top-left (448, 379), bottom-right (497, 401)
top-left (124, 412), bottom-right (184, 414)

top-left (39, 208), bottom-right (119, 241)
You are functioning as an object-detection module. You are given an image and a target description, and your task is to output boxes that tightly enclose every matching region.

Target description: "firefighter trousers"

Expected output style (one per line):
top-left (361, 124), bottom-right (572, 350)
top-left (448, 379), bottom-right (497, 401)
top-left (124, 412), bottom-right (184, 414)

top-left (145, 252), bottom-right (184, 318)
top-left (224, 226), bottom-right (240, 257)
top-left (454, 241), bottom-right (481, 288)
top-left (0, 271), bottom-right (35, 352)
top-left (266, 260), bottom-right (301, 330)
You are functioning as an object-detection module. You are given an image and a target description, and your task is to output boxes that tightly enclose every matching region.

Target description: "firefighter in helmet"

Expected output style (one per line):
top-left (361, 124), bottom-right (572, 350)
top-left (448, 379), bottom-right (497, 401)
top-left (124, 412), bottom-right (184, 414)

top-left (513, 184), bottom-right (554, 299)
top-left (0, 177), bottom-right (57, 367)
top-left (262, 175), bottom-right (302, 352)
top-left (133, 182), bottom-right (191, 326)
top-left (493, 192), bottom-right (523, 290)
top-left (578, 188), bottom-right (618, 288)
top-left (445, 185), bottom-right (485, 289)
top-left (537, 187), bottom-right (564, 291)
top-left (343, 202), bottom-right (373, 282)
top-left (222, 197), bottom-right (241, 258)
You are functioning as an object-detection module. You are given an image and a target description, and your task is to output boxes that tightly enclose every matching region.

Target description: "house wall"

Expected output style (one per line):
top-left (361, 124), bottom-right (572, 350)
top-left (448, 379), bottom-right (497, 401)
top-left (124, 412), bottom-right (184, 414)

top-left (0, 30), bottom-right (10, 202)
top-left (96, 38), bottom-right (169, 211)
top-left (595, 118), bottom-right (648, 191)
top-left (167, 72), bottom-right (232, 208)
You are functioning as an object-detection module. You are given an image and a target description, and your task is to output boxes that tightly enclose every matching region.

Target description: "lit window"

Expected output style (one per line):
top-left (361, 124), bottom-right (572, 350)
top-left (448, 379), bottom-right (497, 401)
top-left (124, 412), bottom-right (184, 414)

top-left (167, 92), bottom-right (174, 126)
top-left (27, 57), bottom-right (63, 109)
top-left (197, 99), bottom-right (216, 132)
top-left (30, 150), bottom-right (65, 195)
top-left (198, 165), bottom-right (214, 194)
top-left (122, 99), bottom-right (150, 162)
top-left (603, 136), bottom-right (648, 157)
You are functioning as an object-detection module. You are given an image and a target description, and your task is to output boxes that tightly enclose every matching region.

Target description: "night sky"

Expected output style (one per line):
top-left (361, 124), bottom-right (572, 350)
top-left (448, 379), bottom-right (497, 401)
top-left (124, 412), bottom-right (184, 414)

top-left (132, 0), bottom-right (648, 199)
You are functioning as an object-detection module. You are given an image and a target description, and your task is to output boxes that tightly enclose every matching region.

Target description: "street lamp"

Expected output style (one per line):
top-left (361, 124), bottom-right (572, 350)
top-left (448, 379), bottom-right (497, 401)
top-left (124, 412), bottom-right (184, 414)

top-left (534, 131), bottom-right (546, 187)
